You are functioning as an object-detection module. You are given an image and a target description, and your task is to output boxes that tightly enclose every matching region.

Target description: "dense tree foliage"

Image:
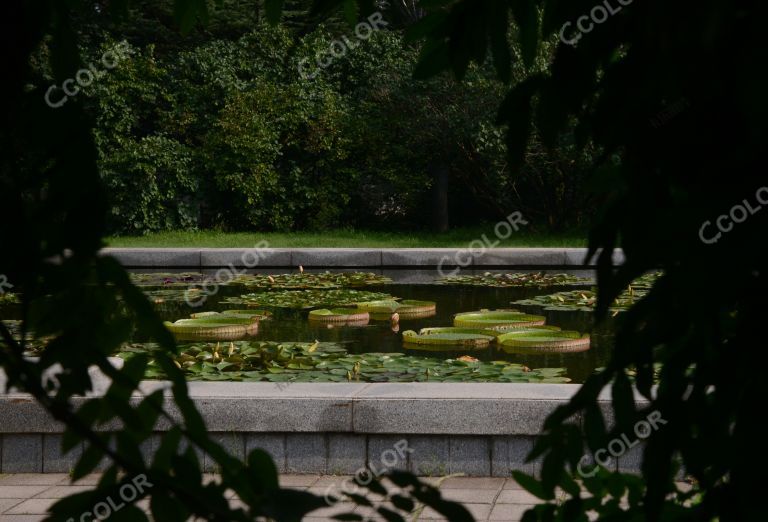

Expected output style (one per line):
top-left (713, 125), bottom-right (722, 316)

top-left (29, 1), bottom-right (595, 234)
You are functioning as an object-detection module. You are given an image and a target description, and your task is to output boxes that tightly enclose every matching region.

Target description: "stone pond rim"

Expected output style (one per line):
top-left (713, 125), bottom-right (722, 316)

top-left (98, 247), bottom-right (626, 268)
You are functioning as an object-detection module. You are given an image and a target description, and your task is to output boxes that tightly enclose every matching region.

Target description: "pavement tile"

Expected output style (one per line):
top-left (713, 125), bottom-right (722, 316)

top-left (0, 499), bottom-right (26, 514)
top-left (305, 502), bottom-right (357, 518)
top-left (279, 474), bottom-right (320, 487)
top-left (0, 474), bottom-right (68, 486)
top-left (502, 478), bottom-right (527, 490)
top-left (441, 489), bottom-right (499, 504)
top-left (68, 474), bottom-right (101, 486)
top-left (33, 485), bottom-right (96, 498)
top-left (313, 475), bottom-right (353, 487)
top-left (419, 503), bottom-right (491, 521)
top-left (0, 516), bottom-right (47, 522)
top-left (0, 487), bottom-right (50, 499)
top-left (489, 503), bottom-right (535, 520)
top-left (496, 489), bottom-right (542, 504)
top-left (439, 477), bottom-right (505, 490)
top-left (5, 498), bottom-right (58, 515)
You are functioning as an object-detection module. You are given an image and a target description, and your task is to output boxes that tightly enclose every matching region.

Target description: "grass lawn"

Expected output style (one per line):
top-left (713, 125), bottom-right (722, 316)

top-left (106, 227), bottom-right (588, 248)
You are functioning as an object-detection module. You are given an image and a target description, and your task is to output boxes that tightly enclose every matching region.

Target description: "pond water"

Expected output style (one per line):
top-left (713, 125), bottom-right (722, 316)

top-left (136, 269), bottom-right (614, 384)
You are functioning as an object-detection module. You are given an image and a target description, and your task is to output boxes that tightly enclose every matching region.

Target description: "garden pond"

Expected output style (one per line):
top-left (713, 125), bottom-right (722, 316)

top-left (1, 270), bottom-right (659, 385)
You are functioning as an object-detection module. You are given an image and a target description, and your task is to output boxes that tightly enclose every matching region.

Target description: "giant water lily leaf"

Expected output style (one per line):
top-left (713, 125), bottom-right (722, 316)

top-left (223, 289), bottom-right (395, 310)
top-left (436, 272), bottom-right (592, 288)
top-left (308, 308), bottom-right (370, 325)
top-left (164, 311), bottom-right (265, 341)
top-left (418, 326), bottom-right (508, 337)
top-left (402, 329), bottom-right (495, 349)
top-left (191, 310), bottom-right (272, 320)
top-left (453, 310), bottom-right (546, 330)
top-left (497, 329), bottom-right (591, 353)
top-left (358, 299), bottom-right (437, 319)
top-left (230, 271), bottom-right (392, 289)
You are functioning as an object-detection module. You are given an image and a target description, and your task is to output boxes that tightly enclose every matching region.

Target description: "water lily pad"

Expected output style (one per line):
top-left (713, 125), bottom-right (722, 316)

top-left (358, 299), bottom-right (437, 319)
top-left (497, 329), bottom-right (591, 353)
top-left (308, 308), bottom-right (370, 325)
top-left (402, 329), bottom-right (495, 349)
top-left (164, 312), bottom-right (262, 341)
top-left (191, 310), bottom-right (272, 320)
top-left (453, 310), bottom-right (546, 330)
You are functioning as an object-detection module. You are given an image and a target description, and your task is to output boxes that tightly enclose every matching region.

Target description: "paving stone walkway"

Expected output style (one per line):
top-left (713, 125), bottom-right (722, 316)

top-left (0, 473), bottom-right (544, 521)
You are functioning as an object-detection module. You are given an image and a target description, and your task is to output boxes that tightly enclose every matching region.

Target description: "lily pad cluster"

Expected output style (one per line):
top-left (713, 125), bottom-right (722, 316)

top-left (511, 272), bottom-right (663, 313)
top-left (164, 310), bottom-right (270, 341)
top-left (142, 287), bottom-right (204, 304)
top-left (130, 272), bottom-right (207, 287)
top-left (402, 309), bottom-right (590, 353)
top-left (230, 271), bottom-right (392, 289)
top-left (223, 289), bottom-right (394, 310)
top-left (118, 341), bottom-right (571, 383)
top-left (0, 292), bottom-right (20, 305)
top-left (436, 272), bottom-right (592, 287)
top-left (403, 325), bottom-right (589, 353)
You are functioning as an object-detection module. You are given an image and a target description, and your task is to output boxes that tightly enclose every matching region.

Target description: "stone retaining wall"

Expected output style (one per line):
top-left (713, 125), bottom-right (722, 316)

top-left (99, 248), bottom-right (624, 269)
top-left (0, 383), bottom-right (644, 476)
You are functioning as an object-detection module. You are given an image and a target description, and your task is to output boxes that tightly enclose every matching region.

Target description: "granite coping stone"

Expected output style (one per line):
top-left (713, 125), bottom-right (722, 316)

top-left (101, 248), bottom-right (624, 268)
top-left (0, 383), bottom-right (647, 436)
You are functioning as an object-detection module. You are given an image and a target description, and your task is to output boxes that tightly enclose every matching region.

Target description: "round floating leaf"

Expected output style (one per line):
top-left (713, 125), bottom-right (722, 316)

top-left (402, 329), bottom-right (495, 349)
top-left (308, 308), bottom-right (370, 325)
top-left (418, 327), bottom-right (507, 337)
top-left (358, 299), bottom-right (437, 319)
top-left (454, 310), bottom-right (546, 330)
top-left (356, 300), bottom-right (402, 312)
top-left (191, 310), bottom-right (271, 321)
top-left (165, 312), bottom-right (262, 341)
top-left (497, 330), bottom-right (591, 353)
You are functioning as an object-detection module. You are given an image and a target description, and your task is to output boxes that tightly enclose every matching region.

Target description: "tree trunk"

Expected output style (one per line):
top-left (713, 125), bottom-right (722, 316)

top-left (431, 165), bottom-right (449, 233)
